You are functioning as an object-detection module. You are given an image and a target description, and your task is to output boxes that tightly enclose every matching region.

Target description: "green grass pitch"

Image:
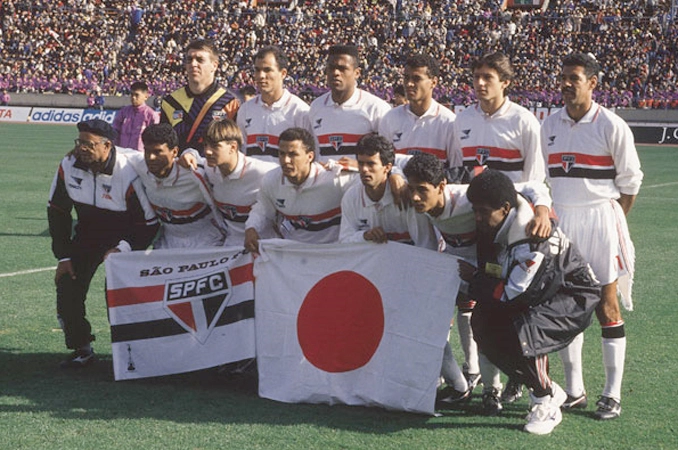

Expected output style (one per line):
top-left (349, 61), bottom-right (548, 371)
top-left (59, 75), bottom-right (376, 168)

top-left (1, 122), bottom-right (677, 449)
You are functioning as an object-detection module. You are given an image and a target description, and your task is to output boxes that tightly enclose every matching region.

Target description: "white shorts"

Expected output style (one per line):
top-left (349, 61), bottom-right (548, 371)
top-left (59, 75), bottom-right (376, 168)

top-left (555, 200), bottom-right (635, 291)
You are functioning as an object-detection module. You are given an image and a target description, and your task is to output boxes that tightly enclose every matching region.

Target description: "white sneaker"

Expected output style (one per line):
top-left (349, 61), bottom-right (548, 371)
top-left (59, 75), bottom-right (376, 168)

top-left (523, 383), bottom-right (566, 435)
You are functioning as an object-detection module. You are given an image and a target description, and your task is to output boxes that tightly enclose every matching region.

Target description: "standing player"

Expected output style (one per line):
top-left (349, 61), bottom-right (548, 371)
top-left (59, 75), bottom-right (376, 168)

top-left (308, 45), bottom-right (391, 163)
top-left (451, 52), bottom-right (546, 407)
top-left (48, 119), bottom-right (158, 367)
top-left (454, 52), bottom-right (544, 183)
top-left (160, 39), bottom-right (240, 155)
top-left (543, 52), bottom-right (643, 420)
top-left (112, 81), bottom-right (160, 151)
top-left (237, 46), bottom-right (310, 163)
top-left (379, 53), bottom-right (460, 168)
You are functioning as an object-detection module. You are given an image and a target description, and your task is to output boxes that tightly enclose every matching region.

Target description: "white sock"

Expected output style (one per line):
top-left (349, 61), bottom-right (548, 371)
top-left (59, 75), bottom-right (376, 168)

top-left (441, 341), bottom-right (468, 392)
top-left (602, 336), bottom-right (626, 401)
top-left (456, 310), bottom-right (479, 374)
top-left (558, 332), bottom-right (585, 397)
top-left (479, 352), bottom-right (502, 392)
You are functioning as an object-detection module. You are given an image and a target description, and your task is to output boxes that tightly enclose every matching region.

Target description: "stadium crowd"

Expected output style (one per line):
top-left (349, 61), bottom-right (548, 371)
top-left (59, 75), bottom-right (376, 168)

top-left (1, 0), bottom-right (676, 108)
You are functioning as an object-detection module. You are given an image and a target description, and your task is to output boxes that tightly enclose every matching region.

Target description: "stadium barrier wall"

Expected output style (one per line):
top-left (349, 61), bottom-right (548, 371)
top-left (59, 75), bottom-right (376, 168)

top-left (2, 94), bottom-right (677, 145)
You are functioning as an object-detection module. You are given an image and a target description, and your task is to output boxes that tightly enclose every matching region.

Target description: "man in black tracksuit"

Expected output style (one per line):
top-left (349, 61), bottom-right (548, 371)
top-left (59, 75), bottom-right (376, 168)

top-left (465, 170), bottom-right (599, 435)
top-left (48, 119), bottom-right (158, 368)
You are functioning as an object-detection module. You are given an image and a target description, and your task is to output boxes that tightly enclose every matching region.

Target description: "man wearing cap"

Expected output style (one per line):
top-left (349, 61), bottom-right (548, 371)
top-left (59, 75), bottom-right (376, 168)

top-left (47, 119), bottom-right (159, 368)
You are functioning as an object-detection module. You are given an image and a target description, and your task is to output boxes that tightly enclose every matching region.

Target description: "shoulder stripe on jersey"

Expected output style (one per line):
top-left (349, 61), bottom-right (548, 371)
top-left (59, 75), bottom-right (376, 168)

top-left (186, 88), bottom-right (227, 144)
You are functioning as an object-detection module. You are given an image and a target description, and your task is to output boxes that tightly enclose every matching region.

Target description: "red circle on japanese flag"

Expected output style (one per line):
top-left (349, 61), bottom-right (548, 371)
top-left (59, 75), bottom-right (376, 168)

top-left (297, 270), bottom-right (385, 373)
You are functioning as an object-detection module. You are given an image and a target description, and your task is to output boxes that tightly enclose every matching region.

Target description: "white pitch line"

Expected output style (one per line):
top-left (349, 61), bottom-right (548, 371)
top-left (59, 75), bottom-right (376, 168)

top-left (643, 181), bottom-right (678, 190)
top-left (0, 266), bottom-right (55, 278)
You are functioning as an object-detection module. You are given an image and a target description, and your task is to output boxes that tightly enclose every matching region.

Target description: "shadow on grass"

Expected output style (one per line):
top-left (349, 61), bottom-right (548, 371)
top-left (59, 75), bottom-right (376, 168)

top-left (0, 348), bottom-right (525, 433)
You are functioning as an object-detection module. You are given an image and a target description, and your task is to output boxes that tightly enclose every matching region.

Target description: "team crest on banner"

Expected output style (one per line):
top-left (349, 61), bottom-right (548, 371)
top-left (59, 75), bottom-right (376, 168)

top-left (105, 247), bottom-right (255, 381)
top-left (476, 147), bottom-right (491, 165)
top-left (561, 154), bottom-right (576, 173)
top-left (163, 270), bottom-right (232, 344)
top-left (329, 135), bottom-right (343, 151)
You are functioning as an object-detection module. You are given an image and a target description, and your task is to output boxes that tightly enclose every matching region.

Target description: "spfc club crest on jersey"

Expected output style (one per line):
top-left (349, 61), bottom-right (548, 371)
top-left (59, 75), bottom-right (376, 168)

top-left (163, 270), bottom-right (232, 344)
top-left (155, 207), bottom-right (174, 222)
top-left (476, 147), bottom-right (491, 165)
top-left (101, 184), bottom-right (113, 200)
top-left (256, 136), bottom-right (269, 152)
top-left (220, 204), bottom-right (238, 220)
top-left (561, 154), bottom-right (576, 173)
top-left (329, 135), bottom-right (343, 152)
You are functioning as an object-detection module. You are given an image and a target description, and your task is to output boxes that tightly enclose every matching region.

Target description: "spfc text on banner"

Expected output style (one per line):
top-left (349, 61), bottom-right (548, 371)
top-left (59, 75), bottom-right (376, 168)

top-left (105, 247), bottom-right (255, 380)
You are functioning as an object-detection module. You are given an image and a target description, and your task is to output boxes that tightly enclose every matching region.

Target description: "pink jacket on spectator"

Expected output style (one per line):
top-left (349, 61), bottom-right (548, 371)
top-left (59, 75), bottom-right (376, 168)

top-left (112, 104), bottom-right (160, 151)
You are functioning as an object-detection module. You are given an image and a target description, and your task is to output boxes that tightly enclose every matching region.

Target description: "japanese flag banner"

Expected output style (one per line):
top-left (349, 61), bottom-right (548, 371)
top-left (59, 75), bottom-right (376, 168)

top-left (253, 239), bottom-right (460, 415)
top-left (105, 247), bottom-right (255, 381)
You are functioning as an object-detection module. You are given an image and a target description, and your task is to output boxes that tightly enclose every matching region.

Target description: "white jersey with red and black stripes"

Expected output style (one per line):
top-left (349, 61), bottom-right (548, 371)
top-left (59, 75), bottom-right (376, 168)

top-left (237, 89), bottom-right (311, 163)
top-left (541, 101), bottom-right (642, 206)
top-left (379, 99), bottom-right (460, 167)
top-left (128, 156), bottom-right (225, 249)
top-left (427, 181), bottom-right (552, 262)
top-left (246, 162), bottom-right (358, 244)
top-left (454, 99), bottom-right (544, 182)
top-left (339, 181), bottom-right (438, 249)
top-left (205, 154), bottom-right (278, 247)
top-left (309, 88), bottom-right (391, 162)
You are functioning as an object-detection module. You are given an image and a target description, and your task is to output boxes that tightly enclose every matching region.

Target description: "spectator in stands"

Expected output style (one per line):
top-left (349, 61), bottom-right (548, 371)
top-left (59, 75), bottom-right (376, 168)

top-left (239, 85), bottom-right (256, 102)
top-left (0, 89), bottom-right (10, 106)
top-left (392, 85), bottom-right (408, 106)
top-left (94, 89), bottom-right (105, 111)
top-left (112, 81), bottom-right (160, 151)
top-left (0, 1), bottom-right (675, 110)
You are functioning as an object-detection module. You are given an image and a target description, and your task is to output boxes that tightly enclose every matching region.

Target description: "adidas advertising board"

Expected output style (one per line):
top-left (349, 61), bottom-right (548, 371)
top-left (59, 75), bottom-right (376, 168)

top-left (29, 108), bottom-right (116, 124)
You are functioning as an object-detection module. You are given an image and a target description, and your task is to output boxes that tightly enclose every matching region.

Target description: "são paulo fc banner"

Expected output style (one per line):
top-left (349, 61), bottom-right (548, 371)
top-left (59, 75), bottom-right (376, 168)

top-left (105, 247), bottom-right (255, 381)
top-left (253, 239), bottom-right (460, 415)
